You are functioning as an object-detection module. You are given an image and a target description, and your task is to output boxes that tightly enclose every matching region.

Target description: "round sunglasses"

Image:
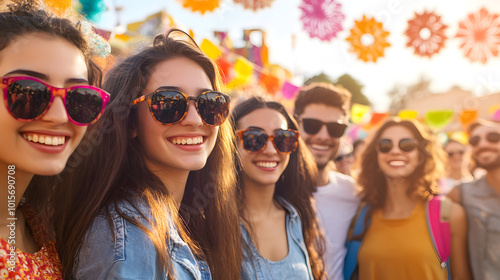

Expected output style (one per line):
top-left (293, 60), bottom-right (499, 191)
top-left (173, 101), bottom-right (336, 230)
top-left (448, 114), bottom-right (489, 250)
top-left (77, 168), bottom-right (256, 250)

top-left (468, 131), bottom-right (500, 147)
top-left (237, 128), bottom-right (299, 154)
top-left (300, 118), bottom-right (348, 138)
top-left (2, 76), bottom-right (110, 126)
top-left (132, 88), bottom-right (230, 126)
top-left (378, 138), bottom-right (418, 153)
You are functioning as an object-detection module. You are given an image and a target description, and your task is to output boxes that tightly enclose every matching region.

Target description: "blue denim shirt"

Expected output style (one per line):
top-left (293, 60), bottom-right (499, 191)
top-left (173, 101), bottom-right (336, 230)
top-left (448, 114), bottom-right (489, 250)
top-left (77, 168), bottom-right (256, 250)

top-left (240, 198), bottom-right (314, 280)
top-left (74, 201), bottom-right (211, 280)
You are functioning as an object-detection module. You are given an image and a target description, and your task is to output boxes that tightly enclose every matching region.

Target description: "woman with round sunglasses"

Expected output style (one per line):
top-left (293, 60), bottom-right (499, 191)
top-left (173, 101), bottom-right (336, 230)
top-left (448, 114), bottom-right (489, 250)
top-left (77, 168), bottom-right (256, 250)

top-left (344, 118), bottom-right (471, 280)
top-left (231, 97), bottom-right (326, 280)
top-left (53, 29), bottom-right (241, 279)
top-left (0, 1), bottom-right (109, 279)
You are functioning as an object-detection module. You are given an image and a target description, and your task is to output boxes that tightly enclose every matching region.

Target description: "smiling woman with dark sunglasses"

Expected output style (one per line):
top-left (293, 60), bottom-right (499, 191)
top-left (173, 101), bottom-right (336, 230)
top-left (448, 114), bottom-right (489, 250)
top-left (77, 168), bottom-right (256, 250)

top-left (344, 118), bottom-right (471, 280)
top-left (0, 0), bottom-right (108, 279)
top-left (53, 29), bottom-right (241, 279)
top-left (231, 96), bottom-right (326, 280)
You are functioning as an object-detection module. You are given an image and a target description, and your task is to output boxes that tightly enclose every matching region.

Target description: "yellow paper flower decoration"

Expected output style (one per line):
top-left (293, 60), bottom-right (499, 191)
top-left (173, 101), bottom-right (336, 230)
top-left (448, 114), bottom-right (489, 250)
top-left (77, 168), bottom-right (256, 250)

top-left (346, 15), bottom-right (391, 62)
top-left (182, 0), bottom-right (220, 15)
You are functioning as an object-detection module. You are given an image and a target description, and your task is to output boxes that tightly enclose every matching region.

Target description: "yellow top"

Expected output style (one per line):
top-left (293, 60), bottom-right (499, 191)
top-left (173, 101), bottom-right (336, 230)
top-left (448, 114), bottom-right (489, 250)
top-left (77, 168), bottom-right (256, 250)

top-left (358, 201), bottom-right (447, 280)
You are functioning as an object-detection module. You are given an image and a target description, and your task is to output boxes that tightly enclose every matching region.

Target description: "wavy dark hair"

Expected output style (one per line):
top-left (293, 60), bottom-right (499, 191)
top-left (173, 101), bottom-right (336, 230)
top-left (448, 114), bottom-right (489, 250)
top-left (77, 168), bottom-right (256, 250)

top-left (231, 96), bottom-right (326, 280)
top-left (52, 29), bottom-right (241, 279)
top-left (1, 0), bottom-right (102, 242)
top-left (355, 118), bottom-right (446, 238)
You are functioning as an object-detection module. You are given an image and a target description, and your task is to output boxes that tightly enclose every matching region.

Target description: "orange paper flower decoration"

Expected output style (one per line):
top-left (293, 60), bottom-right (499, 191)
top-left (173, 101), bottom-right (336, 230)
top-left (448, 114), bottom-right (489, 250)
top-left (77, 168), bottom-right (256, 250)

top-left (405, 11), bottom-right (447, 57)
top-left (346, 16), bottom-right (391, 62)
top-left (182, 0), bottom-right (220, 14)
top-left (233, 0), bottom-right (274, 11)
top-left (456, 8), bottom-right (500, 63)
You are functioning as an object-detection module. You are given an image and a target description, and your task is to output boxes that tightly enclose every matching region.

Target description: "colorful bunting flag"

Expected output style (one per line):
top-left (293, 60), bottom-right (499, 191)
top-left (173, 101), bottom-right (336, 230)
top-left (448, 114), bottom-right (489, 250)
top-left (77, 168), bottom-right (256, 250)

top-left (200, 39), bottom-right (222, 60)
top-left (282, 81), bottom-right (300, 100)
top-left (398, 110), bottom-right (418, 119)
top-left (350, 103), bottom-right (371, 124)
top-left (459, 109), bottom-right (478, 126)
top-left (425, 110), bottom-right (454, 128)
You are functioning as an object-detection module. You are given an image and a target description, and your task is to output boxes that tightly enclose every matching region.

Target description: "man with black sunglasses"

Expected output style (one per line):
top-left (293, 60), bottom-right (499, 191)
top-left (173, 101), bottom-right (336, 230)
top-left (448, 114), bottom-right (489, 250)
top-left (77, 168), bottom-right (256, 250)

top-left (294, 83), bottom-right (360, 280)
top-left (448, 119), bottom-right (500, 280)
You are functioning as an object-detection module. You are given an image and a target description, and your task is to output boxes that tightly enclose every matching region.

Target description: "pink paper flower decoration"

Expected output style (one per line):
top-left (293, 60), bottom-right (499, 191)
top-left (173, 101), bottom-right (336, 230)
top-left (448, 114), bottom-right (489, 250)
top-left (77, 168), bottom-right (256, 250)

top-left (299, 0), bottom-right (345, 41)
top-left (405, 11), bottom-right (447, 58)
top-left (456, 8), bottom-right (500, 64)
top-left (233, 0), bottom-right (274, 11)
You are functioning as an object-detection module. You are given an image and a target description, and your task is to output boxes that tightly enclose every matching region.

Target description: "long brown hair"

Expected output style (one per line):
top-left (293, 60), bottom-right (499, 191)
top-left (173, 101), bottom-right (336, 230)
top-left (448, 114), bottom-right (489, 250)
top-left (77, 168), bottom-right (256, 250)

top-left (231, 96), bottom-right (326, 280)
top-left (356, 118), bottom-right (446, 236)
top-left (1, 0), bottom-right (102, 242)
top-left (53, 29), bottom-right (241, 279)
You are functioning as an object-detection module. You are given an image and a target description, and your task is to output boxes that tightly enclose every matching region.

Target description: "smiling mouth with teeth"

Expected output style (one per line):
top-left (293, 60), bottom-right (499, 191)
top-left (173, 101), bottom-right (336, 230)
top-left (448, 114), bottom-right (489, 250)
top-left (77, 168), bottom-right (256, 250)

top-left (310, 144), bottom-right (331, 151)
top-left (389, 161), bottom-right (405, 166)
top-left (23, 133), bottom-right (66, 146)
top-left (171, 136), bottom-right (204, 145)
top-left (255, 162), bottom-right (278, 168)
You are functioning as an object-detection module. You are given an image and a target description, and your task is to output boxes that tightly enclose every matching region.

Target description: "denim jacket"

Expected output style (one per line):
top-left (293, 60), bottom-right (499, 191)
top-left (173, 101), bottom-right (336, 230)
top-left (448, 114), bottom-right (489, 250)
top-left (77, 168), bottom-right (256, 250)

top-left (240, 197), bottom-right (314, 280)
top-left (74, 201), bottom-right (211, 280)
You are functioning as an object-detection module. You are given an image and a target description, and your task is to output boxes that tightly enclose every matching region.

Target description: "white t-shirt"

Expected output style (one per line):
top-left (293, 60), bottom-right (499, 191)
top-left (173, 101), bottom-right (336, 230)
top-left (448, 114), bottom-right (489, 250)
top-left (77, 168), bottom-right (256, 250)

top-left (313, 171), bottom-right (360, 280)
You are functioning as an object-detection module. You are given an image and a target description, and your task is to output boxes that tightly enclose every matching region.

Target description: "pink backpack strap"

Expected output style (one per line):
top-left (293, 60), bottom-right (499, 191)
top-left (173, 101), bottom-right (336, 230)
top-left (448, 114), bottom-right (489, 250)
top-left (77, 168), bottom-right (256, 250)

top-left (427, 196), bottom-right (451, 265)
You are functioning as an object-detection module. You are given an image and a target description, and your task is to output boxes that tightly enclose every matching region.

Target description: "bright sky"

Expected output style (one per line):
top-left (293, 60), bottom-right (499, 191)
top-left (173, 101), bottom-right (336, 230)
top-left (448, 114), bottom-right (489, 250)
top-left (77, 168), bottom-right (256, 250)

top-left (96, 0), bottom-right (500, 111)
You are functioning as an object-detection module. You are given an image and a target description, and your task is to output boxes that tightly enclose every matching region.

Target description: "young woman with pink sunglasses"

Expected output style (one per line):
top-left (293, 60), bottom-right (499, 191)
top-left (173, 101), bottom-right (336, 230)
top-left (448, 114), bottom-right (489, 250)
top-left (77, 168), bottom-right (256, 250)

top-left (0, 0), bottom-right (109, 278)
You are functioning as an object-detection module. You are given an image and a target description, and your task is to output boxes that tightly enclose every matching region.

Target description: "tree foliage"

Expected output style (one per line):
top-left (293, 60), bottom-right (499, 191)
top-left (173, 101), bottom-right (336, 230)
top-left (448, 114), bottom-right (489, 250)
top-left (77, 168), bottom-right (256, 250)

top-left (304, 72), bottom-right (371, 106)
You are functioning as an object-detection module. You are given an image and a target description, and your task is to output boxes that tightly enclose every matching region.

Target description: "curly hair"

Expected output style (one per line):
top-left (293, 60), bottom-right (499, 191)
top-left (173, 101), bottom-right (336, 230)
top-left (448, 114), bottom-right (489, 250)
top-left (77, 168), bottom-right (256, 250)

top-left (357, 118), bottom-right (446, 210)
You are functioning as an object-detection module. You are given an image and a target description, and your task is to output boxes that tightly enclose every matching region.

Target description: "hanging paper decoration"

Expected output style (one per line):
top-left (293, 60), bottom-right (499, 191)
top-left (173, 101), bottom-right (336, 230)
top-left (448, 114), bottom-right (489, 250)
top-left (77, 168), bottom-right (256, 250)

top-left (350, 103), bottom-right (371, 124)
top-left (44, 0), bottom-right (71, 16)
top-left (233, 0), bottom-right (274, 11)
top-left (182, 0), bottom-right (220, 14)
top-left (259, 73), bottom-right (280, 94)
top-left (346, 15), bottom-right (391, 62)
top-left (456, 8), bottom-right (500, 64)
top-left (299, 0), bottom-right (345, 41)
top-left (459, 109), bottom-right (478, 126)
top-left (405, 11), bottom-right (447, 57)
top-left (200, 39), bottom-right (222, 60)
top-left (424, 110), bottom-right (454, 128)
top-left (398, 110), bottom-right (418, 119)
top-left (282, 81), bottom-right (300, 100)
top-left (78, 0), bottom-right (106, 22)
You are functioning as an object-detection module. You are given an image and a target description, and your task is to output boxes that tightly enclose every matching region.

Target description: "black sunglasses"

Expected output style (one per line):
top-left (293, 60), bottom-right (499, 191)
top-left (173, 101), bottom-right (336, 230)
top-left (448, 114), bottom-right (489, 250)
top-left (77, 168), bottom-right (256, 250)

top-left (334, 152), bottom-right (353, 162)
top-left (447, 150), bottom-right (465, 157)
top-left (468, 132), bottom-right (500, 147)
top-left (378, 138), bottom-right (418, 153)
top-left (132, 89), bottom-right (230, 126)
top-left (301, 118), bottom-right (348, 138)
top-left (237, 128), bottom-right (299, 154)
